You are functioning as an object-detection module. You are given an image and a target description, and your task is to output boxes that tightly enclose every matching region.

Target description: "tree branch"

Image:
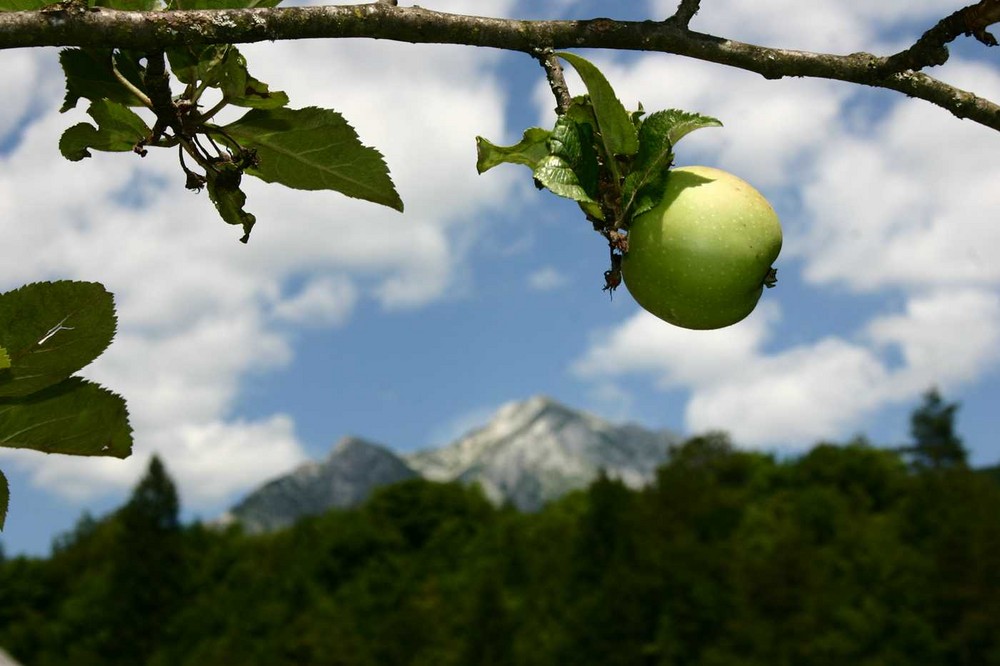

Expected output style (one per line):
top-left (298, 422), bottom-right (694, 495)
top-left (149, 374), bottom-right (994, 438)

top-left (1, 3), bottom-right (998, 131)
top-left (883, 0), bottom-right (1000, 71)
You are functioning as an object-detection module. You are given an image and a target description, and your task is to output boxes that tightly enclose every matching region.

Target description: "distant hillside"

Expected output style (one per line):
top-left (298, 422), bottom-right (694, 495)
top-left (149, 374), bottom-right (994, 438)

top-left (221, 436), bottom-right (418, 533)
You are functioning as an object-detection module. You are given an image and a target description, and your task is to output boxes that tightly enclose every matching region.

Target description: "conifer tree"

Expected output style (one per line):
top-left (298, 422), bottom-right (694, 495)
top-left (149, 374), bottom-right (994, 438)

top-left (905, 389), bottom-right (968, 470)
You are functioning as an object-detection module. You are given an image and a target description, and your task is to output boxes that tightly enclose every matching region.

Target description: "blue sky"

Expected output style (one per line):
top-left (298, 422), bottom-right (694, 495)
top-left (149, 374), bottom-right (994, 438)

top-left (2, 0), bottom-right (999, 555)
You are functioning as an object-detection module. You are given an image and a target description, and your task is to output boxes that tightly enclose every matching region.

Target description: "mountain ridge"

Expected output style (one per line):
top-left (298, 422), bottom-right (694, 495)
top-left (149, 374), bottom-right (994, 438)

top-left (225, 395), bottom-right (680, 532)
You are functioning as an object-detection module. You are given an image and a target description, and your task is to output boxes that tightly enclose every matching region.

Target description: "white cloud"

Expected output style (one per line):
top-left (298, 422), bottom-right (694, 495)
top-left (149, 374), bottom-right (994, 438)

top-left (273, 276), bottom-right (359, 327)
top-left (0, 26), bottom-right (518, 507)
top-left (868, 288), bottom-right (1000, 394)
top-left (527, 266), bottom-right (570, 291)
top-left (575, 287), bottom-right (1000, 449)
top-left (796, 61), bottom-right (1000, 293)
top-left (574, 301), bottom-right (777, 388)
top-left (0, 49), bottom-right (50, 143)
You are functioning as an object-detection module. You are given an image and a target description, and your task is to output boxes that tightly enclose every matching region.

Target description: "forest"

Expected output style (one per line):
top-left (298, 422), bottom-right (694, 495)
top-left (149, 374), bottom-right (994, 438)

top-left (1, 390), bottom-right (999, 666)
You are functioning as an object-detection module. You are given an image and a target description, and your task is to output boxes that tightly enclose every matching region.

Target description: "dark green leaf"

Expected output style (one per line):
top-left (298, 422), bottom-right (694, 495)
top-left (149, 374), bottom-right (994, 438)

top-left (631, 102), bottom-right (646, 129)
top-left (217, 47), bottom-right (289, 109)
top-left (475, 128), bottom-right (551, 174)
top-left (93, 0), bottom-right (156, 10)
top-left (0, 469), bottom-right (7, 531)
top-left (534, 154), bottom-right (598, 204)
top-left (0, 377), bottom-right (132, 458)
top-left (532, 115), bottom-right (599, 203)
top-left (59, 49), bottom-right (147, 112)
top-left (58, 99), bottom-right (150, 161)
top-left (564, 95), bottom-right (598, 128)
top-left (88, 96), bottom-right (149, 137)
top-left (0, 281), bottom-right (117, 398)
top-left (206, 162), bottom-right (256, 243)
top-left (622, 109), bottom-right (722, 220)
top-left (167, 44), bottom-right (229, 86)
top-left (168, 45), bottom-right (288, 109)
top-left (60, 123), bottom-right (103, 161)
top-left (621, 169), bottom-right (668, 222)
top-left (656, 108), bottom-right (723, 148)
top-left (221, 107), bottom-right (403, 212)
top-left (556, 52), bottom-right (638, 157)
top-left (0, 0), bottom-right (47, 10)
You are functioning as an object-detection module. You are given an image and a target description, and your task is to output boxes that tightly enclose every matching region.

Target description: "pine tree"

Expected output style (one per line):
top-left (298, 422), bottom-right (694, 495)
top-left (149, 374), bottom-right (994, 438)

top-left (104, 454), bottom-right (184, 665)
top-left (905, 388), bottom-right (968, 470)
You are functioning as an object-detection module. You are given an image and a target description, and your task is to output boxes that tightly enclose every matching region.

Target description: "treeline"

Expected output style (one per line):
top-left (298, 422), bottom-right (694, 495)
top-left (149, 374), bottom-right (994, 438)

top-left (1, 391), bottom-right (1000, 665)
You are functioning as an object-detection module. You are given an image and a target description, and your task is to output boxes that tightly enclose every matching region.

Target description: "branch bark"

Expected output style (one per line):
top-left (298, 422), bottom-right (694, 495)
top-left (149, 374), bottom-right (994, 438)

top-left (1, 2), bottom-right (998, 131)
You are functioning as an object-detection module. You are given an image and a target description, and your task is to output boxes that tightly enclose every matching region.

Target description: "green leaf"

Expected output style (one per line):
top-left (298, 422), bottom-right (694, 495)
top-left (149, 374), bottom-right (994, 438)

top-left (534, 155), bottom-right (597, 204)
top-left (206, 162), bottom-right (256, 243)
top-left (532, 116), bottom-right (599, 204)
top-left (0, 0), bottom-right (47, 10)
top-left (656, 108), bottom-right (723, 148)
top-left (622, 109), bottom-right (722, 220)
top-left (168, 45), bottom-right (288, 109)
top-left (0, 377), bottom-right (132, 459)
top-left (93, 0), bottom-right (156, 10)
top-left (59, 49), bottom-right (147, 112)
top-left (221, 107), bottom-right (404, 212)
top-left (475, 127), bottom-right (551, 174)
top-left (167, 44), bottom-right (229, 86)
top-left (59, 99), bottom-right (150, 161)
top-left (556, 52), bottom-right (638, 157)
top-left (217, 47), bottom-right (289, 109)
top-left (0, 281), bottom-right (117, 398)
top-left (0, 469), bottom-right (7, 531)
top-left (0, 347), bottom-right (9, 371)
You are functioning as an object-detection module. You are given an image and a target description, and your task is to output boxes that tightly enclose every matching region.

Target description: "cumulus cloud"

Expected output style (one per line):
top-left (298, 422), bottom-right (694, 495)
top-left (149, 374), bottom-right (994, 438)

top-left (272, 277), bottom-right (359, 327)
top-left (0, 4), bottom-right (519, 507)
top-left (796, 61), bottom-right (1000, 292)
top-left (527, 266), bottom-right (570, 291)
top-left (575, 288), bottom-right (1000, 449)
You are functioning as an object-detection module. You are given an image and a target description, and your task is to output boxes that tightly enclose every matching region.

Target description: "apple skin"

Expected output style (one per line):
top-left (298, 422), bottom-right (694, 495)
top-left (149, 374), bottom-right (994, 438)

top-left (622, 165), bottom-right (782, 330)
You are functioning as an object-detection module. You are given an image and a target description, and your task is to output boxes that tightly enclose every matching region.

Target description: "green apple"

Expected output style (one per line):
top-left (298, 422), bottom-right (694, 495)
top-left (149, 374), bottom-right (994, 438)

top-left (622, 165), bottom-right (782, 330)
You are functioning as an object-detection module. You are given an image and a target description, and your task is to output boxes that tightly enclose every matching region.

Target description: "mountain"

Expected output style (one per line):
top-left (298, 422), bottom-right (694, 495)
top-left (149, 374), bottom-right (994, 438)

top-left (405, 396), bottom-right (680, 510)
top-left (220, 436), bottom-right (418, 533)
top-left (224, 396), bottom-right (681, 531)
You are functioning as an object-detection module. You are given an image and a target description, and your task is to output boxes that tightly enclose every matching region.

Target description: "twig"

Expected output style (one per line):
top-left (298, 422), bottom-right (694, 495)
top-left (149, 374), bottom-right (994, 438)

top-left (534, 47), bottom-right (572, 115)
top-left (109, 50), bottom-right (153, 109)
top-left (142, 50), bottom-right (184, 143)
top-left (669, 0), bottom-right (701, 30)
top-left (883, 0), bottom-right (1000, 72)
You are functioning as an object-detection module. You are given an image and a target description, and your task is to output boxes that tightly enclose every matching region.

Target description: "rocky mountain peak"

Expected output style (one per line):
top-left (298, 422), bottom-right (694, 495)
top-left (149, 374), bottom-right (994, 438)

top-left (404, 395), bottom-right (679, 510)
top-left (224, 396), bottom-right (680, 531)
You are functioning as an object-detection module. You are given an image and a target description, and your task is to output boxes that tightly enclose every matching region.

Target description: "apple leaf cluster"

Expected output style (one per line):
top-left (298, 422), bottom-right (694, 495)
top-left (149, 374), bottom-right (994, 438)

top-left (0, 0), bottom-right (404, 243)
top-left (476, 52), bottom-right (721, 234)
top-left (0, 281), bottom-right (133, 530)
